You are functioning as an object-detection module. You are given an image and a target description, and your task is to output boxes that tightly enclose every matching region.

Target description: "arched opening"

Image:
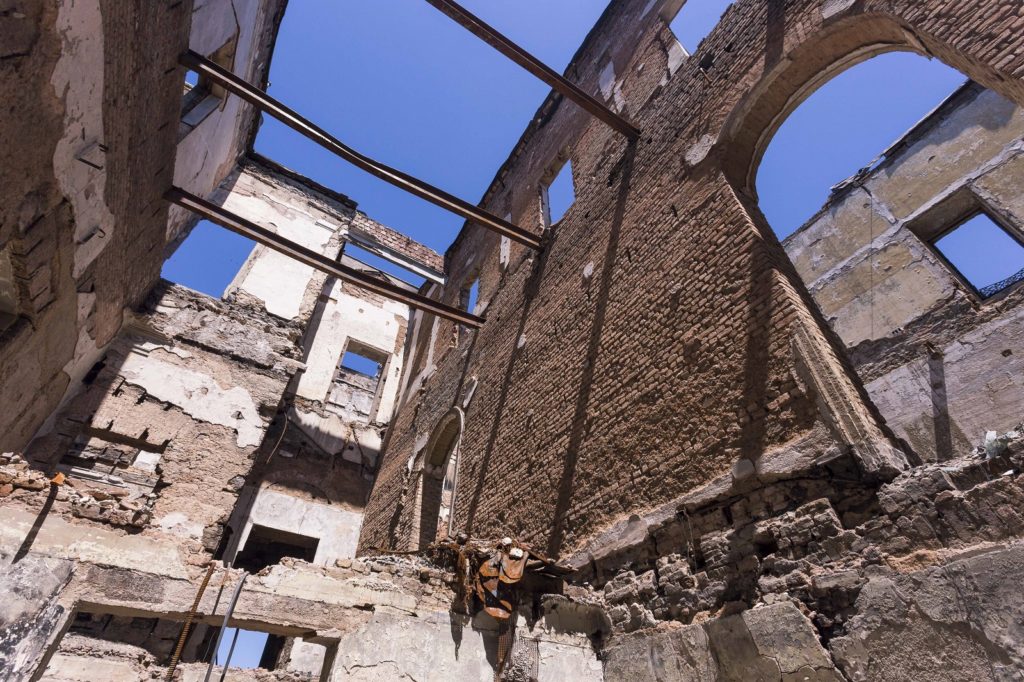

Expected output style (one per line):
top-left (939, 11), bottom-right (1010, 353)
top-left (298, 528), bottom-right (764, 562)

top-left (417, 408), bottom-right (463, 549)
top-left (723, 18), bottom-right (1024, 462)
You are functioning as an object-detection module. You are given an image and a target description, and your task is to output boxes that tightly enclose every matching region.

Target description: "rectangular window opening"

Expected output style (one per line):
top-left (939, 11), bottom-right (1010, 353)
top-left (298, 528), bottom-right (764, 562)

top-left (340, 349), bottom-right (384, 379)
top-left (180, 69), bottom-right (218, 124)
top-left (343, 242), bottom-right (427, 288)
top-left (668, 0), bottom-right (735, 55)
top-left (542, 159), bottom-right (576, 228)
top-left (234, 524), bottom-right (319, 573)
top-left (932, 212), bottom-right (1024, 298)
top-left (463, 278), bottom-right (480, 315)
top-left (330, 340), bottom-right (390, 421)
top-left (180, 37), bottom-right (236, 137)
top-left (213, 627), bottom-right (287, 671)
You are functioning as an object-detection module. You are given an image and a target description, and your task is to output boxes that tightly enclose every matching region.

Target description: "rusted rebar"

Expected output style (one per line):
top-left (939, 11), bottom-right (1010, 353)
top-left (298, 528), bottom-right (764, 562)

top-left (165, 562), bottom-right (216, 680)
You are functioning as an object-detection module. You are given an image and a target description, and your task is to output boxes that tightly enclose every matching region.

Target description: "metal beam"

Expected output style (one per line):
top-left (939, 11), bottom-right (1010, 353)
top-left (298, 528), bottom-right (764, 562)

top-left (181, 51), bottom-right (542, 250)
top-left (166, 187), bottom-right (484, 328)
top-left (424, 0), bottom-right (640, 139)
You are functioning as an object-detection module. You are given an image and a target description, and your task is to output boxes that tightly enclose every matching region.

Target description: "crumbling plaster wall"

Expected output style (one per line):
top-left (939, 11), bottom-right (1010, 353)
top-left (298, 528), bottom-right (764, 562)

top-left (2, 516), bottom-right (605, 682)
top-left (214, 158), bottom-right (415, 443)
top-left (167, 0), bottom-right (287, 247)
top-left (13, 282), bottom-right (303, 566)
top-left (0, 0), bottom-right (282, 456)
top-left (783, 82), bottom-right (1024, 459)
top-left (362, 0), bottom-right (1024, 558)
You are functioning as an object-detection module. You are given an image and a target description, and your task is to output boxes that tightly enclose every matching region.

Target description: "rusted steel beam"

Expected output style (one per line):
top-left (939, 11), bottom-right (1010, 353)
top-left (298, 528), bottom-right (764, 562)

top-left (166, 187), bottom-right (484, 328)
top-left (423, 0), bottom-right (640, 139)
top-left (180, 50), bottom-right (542, 250)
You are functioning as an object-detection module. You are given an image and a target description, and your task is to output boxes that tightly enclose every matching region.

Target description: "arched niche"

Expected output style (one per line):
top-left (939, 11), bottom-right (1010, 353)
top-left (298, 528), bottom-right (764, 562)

top-left (416, 407), bottom-right (464, 549)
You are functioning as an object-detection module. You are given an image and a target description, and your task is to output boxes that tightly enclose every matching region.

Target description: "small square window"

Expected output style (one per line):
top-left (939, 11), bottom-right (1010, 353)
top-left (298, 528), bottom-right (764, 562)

top-left (543, 159), bottom-right (575, 227)
top-left (932, 212), bottom-right (1024, 298)
top-left (330, 341), bottom-right (389, 421)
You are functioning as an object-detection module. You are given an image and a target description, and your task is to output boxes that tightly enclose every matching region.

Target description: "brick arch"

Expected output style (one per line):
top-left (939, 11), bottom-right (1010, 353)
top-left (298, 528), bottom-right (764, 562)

top-left (718, 7), bottom-right (1024, 198)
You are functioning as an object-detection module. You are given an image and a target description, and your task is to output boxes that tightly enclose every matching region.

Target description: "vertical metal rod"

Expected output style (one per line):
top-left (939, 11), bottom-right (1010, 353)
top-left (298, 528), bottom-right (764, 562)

top-left (423, 0), bottom-right (640, 138)
top-left (218, 627), bottom-right (242, 682)
top-left (165, 562), bottom-right (216, 680)
top-left (204, 572), bottom-right (249, 682)
top-left (180, 50), bottom-right (542, 250)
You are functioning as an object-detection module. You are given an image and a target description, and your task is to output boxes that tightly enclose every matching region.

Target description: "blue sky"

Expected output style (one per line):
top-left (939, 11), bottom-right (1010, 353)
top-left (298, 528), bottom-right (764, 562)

top-left (164, 1), bottom-right (1018, 671)
top-left (164, 1), bottom-right (980, 300)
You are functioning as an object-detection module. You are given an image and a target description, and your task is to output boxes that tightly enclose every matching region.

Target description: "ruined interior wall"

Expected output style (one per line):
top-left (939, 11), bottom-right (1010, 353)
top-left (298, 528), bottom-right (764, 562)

top-left (0, 277), bottom-right (304, 679)
top-left (206, 157), bottom-right (435, 570)
top-left (4, 529), bottom-right (604, 682)
top-left (784, 83), bottom-right (1024, 460)
top-left (0, 0), bottom-right (283, 455)
top-left (365, 0), bottom-right (1011, 559)
top-left (594, 424), bottom-right (1024, 680)
top-left (9, 282), bottom-right (302, 566)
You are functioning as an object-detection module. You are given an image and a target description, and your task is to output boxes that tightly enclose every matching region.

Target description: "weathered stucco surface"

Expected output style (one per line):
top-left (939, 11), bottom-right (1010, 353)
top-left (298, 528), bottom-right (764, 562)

top-left (784, 83), bottom-right (1024, 460)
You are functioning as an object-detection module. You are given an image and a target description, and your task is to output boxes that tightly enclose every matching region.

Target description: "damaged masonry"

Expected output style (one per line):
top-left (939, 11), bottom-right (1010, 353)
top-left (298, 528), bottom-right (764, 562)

top-left (3, 0), bottom-right (1024, 680)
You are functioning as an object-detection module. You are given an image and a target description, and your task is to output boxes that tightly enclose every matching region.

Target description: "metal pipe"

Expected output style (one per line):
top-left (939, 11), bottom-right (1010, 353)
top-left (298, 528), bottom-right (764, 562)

top-left (218, 627), bottom-right (242, 682)
top-left (423, 0), bottom-right (640, 139)
top-left (180, 50), bottom-right (542, 250)
top-left (204, 571), bottom-right (249, 682)
top-left (166, 187), bottom-right (485, 328)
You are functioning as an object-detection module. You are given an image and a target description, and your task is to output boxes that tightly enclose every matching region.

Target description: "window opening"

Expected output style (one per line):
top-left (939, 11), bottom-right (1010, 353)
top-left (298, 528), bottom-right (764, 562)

top-left (180, 68), bottom-right (219, 130)
top-left (668, 0), bottom-right (734, 55)
top-left (932, 212), bottom-right (1024, 298)
top-left (180, 38), bottom-right (235, 136)
top-left (233, 524), bottom-right (319, 573)
top-left (542, 159), bottom-right (575, 227)
top-left (343, 242), bottom-right (427, 288)
top-left (330, 340), bottom-right (389, 422)
top-left (212, 526), bottom-right (319, 672)
top-left (214, 628), bottom-right (287, 670)
top-left (340, 349), bottom-right (383, 379)
top-left (758, 52), bottom-right (965, 238)
top-left (181, 69), bottom-right (205, 107)
top-left (417, 410), bottom-right (463, 549)
top-left (463, 278), bottom-right (480, 315)
top-left (344, 224), bottom-right (443, 284)
top-left (161, 219), bottom-right (254, 297)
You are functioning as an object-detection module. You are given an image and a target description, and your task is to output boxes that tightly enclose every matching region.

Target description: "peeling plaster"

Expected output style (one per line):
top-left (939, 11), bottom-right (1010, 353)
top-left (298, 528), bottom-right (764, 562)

top-left (51, 0), bottom-right (115, 279)
top-left (118, 350), bottom-right (264, 447)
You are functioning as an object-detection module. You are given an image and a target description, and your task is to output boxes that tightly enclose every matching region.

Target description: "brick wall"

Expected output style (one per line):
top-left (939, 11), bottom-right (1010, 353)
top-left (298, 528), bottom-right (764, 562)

top-left (361, 0), bottom-right (1024, 560)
